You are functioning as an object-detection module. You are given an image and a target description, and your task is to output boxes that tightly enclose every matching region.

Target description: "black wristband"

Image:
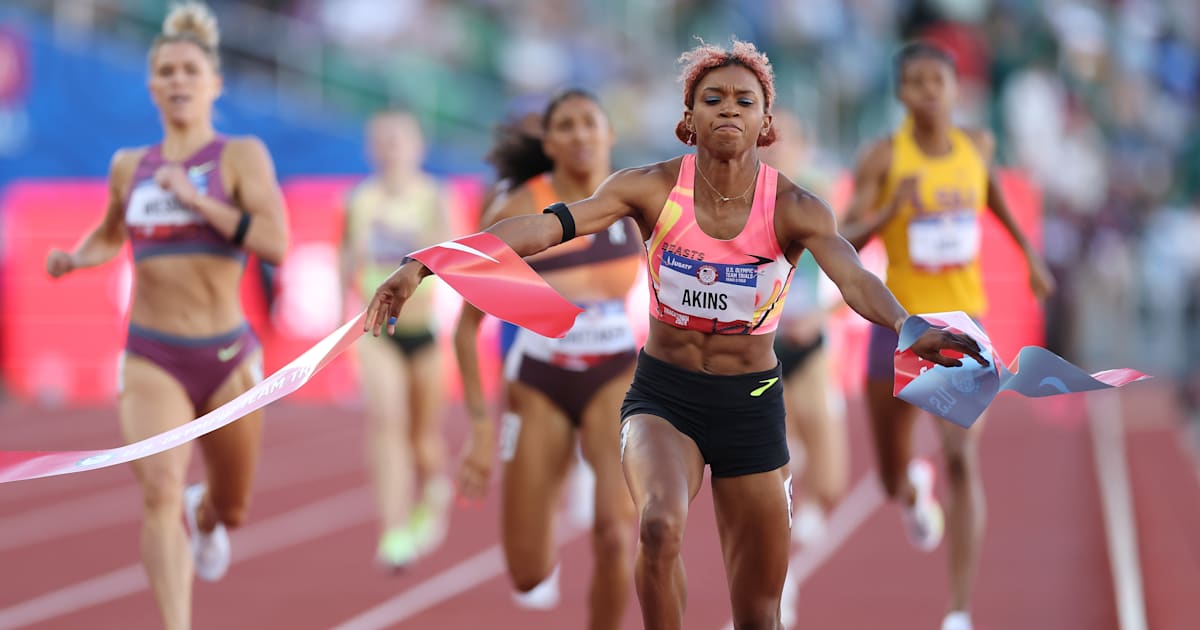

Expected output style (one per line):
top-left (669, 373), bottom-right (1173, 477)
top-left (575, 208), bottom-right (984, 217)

top-left (542, 202), bottom-right (575, 243)
top-left (231, 212), bottom-right (251, 246)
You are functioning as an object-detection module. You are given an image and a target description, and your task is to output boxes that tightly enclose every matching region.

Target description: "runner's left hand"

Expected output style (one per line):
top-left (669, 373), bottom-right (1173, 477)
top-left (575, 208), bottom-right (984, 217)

top-left (910, 328), bottom-right (989, 368)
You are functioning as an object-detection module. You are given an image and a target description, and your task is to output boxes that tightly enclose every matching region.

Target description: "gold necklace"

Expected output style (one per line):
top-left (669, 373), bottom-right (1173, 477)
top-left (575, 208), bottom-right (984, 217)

top-left (695, 160), bottom-right (759, 203)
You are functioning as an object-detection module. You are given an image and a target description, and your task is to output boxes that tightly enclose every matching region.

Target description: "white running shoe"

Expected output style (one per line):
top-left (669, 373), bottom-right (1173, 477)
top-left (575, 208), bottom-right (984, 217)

top-left (902, 458), bottom-right (944, 552)
top-left (941, 611), bottom-right (973, 630)
top-left (779, 564), bottom-right (799, 629)
top-left (184, 483), bottom-right (230, 581)
top-left (512, 564), bottom-right (561, 610)
top-left (791, 500), bottom-right (828, 547)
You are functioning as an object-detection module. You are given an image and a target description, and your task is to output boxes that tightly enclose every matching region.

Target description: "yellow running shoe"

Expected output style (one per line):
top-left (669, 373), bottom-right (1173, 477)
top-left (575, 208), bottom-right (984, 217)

top-left (376, 527), bottom-right (420, 571)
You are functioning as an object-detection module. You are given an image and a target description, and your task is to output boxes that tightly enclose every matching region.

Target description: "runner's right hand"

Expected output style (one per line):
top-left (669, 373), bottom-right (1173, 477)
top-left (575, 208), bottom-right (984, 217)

top-left (882, 175), bottom-right (920, 220)
top-left (910, 327), bottom-right (989, 368)
top-left (45, 249), bottom-right (76, 278)
top-left (456, 416), bottom-right (494, 503)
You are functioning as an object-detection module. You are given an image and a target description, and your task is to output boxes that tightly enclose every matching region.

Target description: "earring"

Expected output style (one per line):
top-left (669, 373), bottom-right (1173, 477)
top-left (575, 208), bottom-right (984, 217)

top-left (688, 129), bottom-right (696, 145)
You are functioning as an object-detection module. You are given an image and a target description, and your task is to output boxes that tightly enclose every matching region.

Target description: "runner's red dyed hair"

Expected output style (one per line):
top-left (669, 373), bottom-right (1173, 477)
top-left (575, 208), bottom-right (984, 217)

top-left (675, 40), bottom-right (777, 147)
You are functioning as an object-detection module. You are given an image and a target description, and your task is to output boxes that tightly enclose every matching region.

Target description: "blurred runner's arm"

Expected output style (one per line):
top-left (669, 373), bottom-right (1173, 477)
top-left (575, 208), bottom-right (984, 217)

top-left (337, 189), bottom-right (363, 318)
top-left (453, 301), bottom-right (494, 500)
top-left (46, 149), bottom-right (138, 277)
top-left (965, 128), bottom-right (1056, 300)
top-left (452, 189), bottom-right (528, 423)
top-left (451, 185), bottom-right (567, 499)
top-left (838, 139), bottom-right (897, 250)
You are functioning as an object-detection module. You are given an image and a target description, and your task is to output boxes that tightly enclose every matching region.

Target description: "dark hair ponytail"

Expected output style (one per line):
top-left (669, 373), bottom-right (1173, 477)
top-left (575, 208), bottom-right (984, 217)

top-left (484, 118), bottom-right (551, 189)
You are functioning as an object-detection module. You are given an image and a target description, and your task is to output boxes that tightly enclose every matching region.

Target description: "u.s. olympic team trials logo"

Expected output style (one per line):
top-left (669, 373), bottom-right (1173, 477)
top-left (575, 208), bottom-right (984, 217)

top-left (696, 264), bottom-right (718, 285)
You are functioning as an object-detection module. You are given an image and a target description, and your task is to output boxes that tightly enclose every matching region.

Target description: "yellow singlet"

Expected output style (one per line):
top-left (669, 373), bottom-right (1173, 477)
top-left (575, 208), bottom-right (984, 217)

top-left (877, 118), bottom-right (988, 316)
top-left (345, 176), bottom-right (446, 332)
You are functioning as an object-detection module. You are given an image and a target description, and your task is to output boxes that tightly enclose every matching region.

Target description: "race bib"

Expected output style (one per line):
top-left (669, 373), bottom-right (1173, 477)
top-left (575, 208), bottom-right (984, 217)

top-left (366, 220), bottom-right (421, 265)
top-left (658, 252), bottom-right (758, 320)
top-left (517, 301), bottom-right (635, 367)
top-left (125, 175), bottom-right (207, 229)
top-left (554, 303), bottom-right (636, 355)
top-left (907, 210), bottom-right (980, 271)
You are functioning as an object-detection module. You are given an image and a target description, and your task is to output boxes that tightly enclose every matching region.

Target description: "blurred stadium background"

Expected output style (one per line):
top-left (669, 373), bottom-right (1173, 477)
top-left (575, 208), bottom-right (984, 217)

top-left (0, 1), bottom-right (1197, 629)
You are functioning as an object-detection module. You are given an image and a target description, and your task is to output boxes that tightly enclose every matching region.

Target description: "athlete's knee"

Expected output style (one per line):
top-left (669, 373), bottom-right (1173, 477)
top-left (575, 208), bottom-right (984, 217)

top-left (592, 514), bottom-right (633, 562)
top-left (729, 600), bottom-right (781, 630)
top-left (139, 473), bottom-right (185, 515)
top-left (638, 503), bottom-right (686, 561)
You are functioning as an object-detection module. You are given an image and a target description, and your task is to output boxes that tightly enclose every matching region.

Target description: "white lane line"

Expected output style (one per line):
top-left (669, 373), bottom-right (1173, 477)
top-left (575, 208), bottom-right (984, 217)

top-left (0, 485), bottom-right (137, 552)
top-left (784, 474), bottom-right (885, 585)
top-left (0, 430), bottom-right (360, 552)
top-left (1087, 390), bottom-right (1148, 630)
top-left (333, 522), bottom-right (586, 630)
top-left (333, 547), bottom-right (506, 630)
top-left (719, 474), bottom-right (885, 630)
top-left (0, 486), bottom-right (373, 630)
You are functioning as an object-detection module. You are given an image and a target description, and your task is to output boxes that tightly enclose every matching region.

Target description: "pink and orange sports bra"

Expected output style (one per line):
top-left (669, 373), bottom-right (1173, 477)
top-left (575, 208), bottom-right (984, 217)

top-left (645, 154), bottom-right (795, 335)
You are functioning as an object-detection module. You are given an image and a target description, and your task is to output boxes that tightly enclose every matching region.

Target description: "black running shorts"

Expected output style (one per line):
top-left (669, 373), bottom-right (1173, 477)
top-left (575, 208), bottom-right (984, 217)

top-left (620, 350), bottom-right (789, 478)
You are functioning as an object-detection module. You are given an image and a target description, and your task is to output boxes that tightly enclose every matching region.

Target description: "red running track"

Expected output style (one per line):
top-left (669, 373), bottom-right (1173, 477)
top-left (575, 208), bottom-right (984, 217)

top-left (0, 384), bottom-right (1194, 629)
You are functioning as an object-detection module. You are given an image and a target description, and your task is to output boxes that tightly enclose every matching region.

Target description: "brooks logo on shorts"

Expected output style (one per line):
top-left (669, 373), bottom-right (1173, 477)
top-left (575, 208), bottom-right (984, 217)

top-left (750, 377), bottom-right (779, 397)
